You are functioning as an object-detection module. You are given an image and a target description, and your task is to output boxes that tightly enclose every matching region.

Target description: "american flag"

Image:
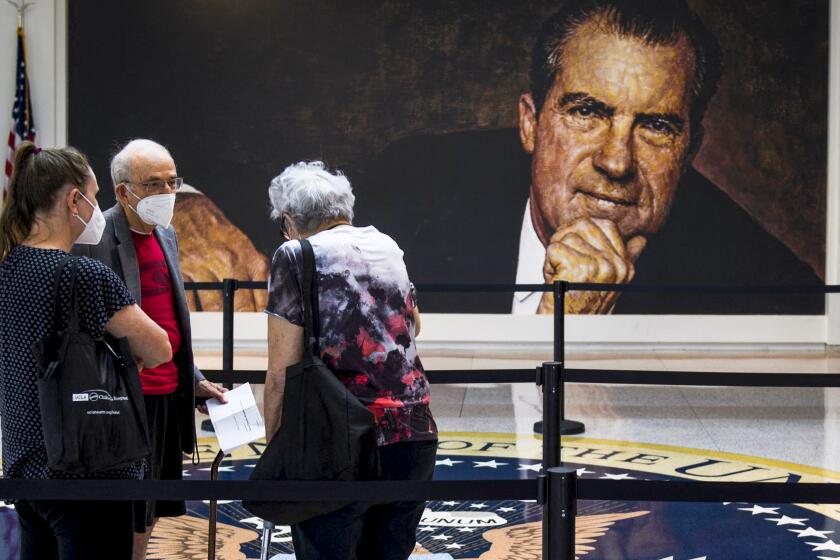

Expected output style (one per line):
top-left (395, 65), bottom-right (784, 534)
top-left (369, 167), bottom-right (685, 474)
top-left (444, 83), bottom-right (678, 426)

top-left (3, 25), bottom-right (36, 203)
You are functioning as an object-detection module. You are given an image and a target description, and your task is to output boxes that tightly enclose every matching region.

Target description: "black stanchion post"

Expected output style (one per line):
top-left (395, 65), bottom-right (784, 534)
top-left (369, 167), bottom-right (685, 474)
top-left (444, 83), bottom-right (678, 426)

top-left (202, 278), bottom-right (238, 433)
top-left (555, 280), bottom-right (584, 435)
top-left (542, 361), bottom-right (562, 468)
top-left (554, 281), bottom-right (564, 362)
top-left (540, 361), bottom-right (562, 558)
top-left (543, 466), bottom-right (577, 560)
top-left (222, 278), bottom-right (237, 385)
top-left (536, 281), bottom-right (585, 435)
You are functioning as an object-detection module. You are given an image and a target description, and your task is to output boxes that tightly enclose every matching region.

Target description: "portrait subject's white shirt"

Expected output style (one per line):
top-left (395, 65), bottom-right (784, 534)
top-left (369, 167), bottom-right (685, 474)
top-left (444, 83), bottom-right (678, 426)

top-left (512, 199), bottom-right (545, 314)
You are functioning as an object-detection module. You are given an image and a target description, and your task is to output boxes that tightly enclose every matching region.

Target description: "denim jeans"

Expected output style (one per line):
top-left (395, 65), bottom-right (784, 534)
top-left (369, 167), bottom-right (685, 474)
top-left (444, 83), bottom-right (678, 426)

top-left (291, 438), bottom-right (438, 560)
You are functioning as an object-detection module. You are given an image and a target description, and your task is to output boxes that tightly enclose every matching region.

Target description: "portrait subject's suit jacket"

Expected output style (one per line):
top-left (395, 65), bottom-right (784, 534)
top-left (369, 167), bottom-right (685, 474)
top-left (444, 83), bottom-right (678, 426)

top-left (73, 204), bottom-right (203, 455)
top-left (360, 129), bottom-right (823, 315)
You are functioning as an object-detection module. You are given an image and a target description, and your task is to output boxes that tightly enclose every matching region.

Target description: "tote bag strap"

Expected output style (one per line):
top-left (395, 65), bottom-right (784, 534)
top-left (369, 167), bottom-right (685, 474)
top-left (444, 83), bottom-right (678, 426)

top-left (299, 239), bottom-right (321, 356)
top-left (49, 255), bottom-right (81, 337)
top-left (66, 258), bottom-right (81, 333)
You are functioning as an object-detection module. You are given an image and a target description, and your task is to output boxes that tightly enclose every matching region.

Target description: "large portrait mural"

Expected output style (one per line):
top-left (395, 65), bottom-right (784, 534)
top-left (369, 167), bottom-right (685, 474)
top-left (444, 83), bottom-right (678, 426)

top-left (68, 0), bottom-right (829, 315)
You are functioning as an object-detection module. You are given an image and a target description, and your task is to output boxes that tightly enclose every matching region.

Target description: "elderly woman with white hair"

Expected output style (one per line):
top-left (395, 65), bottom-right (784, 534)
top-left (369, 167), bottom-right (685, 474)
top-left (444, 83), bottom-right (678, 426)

top-left (263, 161), bottom-right (437, 560)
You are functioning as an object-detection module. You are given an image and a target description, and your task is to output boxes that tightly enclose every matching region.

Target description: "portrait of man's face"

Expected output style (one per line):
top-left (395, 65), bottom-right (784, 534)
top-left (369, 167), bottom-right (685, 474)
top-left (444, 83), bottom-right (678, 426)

top-left (519, 16), bottom-right (697, 243)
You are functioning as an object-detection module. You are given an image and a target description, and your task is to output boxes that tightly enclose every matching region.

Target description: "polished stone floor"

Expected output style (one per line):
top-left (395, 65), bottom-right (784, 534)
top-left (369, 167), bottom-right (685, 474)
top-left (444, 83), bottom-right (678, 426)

top-left (195, 348), bottom-right (840, 473)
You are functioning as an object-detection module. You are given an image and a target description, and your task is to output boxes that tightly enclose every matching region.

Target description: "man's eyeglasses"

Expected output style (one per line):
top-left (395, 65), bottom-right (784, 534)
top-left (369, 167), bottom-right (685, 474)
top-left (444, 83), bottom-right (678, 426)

top-left (123, 177), bottom-right (184, 192)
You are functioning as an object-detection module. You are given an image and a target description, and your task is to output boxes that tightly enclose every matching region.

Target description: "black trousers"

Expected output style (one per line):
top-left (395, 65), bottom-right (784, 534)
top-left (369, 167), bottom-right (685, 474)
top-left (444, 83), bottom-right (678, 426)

top-left (291, 439), bottom-right (438, 560)
top-left (133, 392), bottom-right (186, 533)
top-left (16, 499), bottom-right (134, 559)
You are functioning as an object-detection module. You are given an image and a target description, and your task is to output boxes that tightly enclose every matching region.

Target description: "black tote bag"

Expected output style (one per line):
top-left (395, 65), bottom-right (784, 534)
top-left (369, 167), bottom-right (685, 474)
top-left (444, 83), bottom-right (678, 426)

top-left (244, 239), bottom-right (379, 524)
top-left (31, 256), bottom-right (151, 473)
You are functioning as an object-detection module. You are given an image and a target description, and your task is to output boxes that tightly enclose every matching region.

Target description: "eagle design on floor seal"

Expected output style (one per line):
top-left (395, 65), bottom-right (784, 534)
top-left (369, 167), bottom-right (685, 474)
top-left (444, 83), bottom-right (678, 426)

top-left (147, 516), bottom-right (257, 559)
top-left (147, 511), bottom-right (649, 559)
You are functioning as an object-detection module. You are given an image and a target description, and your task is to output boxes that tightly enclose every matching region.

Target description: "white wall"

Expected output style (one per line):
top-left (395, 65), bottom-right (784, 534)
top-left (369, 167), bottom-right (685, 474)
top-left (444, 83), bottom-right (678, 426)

top-left (7, 0), bottom-right (838, 349)
top-left (189, 312), bottom-right (828, 353)
top-left (0, 0), bottom-right (65, 150)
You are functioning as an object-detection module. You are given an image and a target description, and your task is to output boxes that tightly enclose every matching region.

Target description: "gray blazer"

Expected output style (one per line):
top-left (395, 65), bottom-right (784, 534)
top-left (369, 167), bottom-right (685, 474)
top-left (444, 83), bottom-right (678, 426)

top-left (73, 203), bottom-right (204, 454)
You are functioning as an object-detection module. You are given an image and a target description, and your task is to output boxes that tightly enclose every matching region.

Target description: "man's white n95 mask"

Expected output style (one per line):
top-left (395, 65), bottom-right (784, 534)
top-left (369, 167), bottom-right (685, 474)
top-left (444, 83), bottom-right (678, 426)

top-left (128, 189), bottom-right (176, 228)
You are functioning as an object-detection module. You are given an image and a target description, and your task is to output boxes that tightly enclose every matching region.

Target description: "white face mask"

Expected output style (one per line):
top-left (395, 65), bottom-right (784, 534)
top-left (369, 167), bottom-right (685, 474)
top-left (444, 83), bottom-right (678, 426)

top-left (74, 193), bottom-right (106, 245)
top-left (127, 188), bottom-right (176, 228)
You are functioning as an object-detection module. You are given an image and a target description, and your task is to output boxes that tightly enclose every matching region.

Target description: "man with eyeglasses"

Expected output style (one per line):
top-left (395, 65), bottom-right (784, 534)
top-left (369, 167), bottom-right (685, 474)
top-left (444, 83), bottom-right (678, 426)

top-left (73, 139), bottom-right (227, 560)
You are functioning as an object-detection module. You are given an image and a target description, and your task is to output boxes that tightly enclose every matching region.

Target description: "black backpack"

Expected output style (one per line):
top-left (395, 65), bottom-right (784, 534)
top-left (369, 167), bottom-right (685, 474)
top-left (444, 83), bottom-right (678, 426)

top-left (244, 239), bottom-right (380, 524)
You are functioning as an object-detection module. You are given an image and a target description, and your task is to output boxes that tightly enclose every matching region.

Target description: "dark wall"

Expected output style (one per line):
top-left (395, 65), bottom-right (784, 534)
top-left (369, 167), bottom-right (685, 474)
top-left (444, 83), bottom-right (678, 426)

top-left (69, 0), bottom-right (555, 258)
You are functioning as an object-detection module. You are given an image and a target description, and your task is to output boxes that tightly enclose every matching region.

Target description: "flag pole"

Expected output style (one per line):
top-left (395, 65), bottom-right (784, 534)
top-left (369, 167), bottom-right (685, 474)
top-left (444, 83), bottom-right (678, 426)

top-left (2, 0), bottom-right (36, 210)
top-left (5, 1), bottom-right (34, 29)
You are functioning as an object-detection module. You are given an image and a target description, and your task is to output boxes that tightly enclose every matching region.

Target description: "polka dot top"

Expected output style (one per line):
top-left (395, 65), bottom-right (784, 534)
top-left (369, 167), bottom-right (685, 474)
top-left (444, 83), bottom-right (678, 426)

top-left (0, 245), bottom-right (143, 479)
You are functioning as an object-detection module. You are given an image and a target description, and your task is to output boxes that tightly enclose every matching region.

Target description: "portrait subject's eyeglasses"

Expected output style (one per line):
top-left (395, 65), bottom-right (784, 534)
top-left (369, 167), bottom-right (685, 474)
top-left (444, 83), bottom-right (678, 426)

top-left (123, 177), bottom-right (184, 192)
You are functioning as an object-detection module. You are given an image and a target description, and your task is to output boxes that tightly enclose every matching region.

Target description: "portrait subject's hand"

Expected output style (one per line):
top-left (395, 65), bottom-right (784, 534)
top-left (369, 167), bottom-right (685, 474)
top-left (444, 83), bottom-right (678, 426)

top-left (537, 218), bottom-right (646, 315)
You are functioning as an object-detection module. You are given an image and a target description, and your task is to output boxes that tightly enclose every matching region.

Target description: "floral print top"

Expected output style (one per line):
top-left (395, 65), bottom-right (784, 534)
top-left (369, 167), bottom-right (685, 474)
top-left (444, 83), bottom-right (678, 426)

top-left (266, 225), bottom-right (437, 446)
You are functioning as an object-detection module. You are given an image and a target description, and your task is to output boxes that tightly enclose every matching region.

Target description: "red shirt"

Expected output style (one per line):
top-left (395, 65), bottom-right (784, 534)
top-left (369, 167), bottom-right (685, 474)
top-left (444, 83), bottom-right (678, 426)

top-left (131, 230), bottom-right (181, 395)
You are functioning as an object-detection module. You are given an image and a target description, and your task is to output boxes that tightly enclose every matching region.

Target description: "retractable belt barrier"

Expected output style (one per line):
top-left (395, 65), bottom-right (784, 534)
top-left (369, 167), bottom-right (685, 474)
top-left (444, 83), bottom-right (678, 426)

top-left (203, 368), bottom-right (538, 385)
top-left (186, 280), bottom-right (840, 294)
top-left (1, 478), bottom-right (839, 504)
top-left (203, 368), bottom-right (840, 388)
top-left (4, 280), bottom-right (839, 560)
top-left (0, 479), bottom-right (537, 502)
